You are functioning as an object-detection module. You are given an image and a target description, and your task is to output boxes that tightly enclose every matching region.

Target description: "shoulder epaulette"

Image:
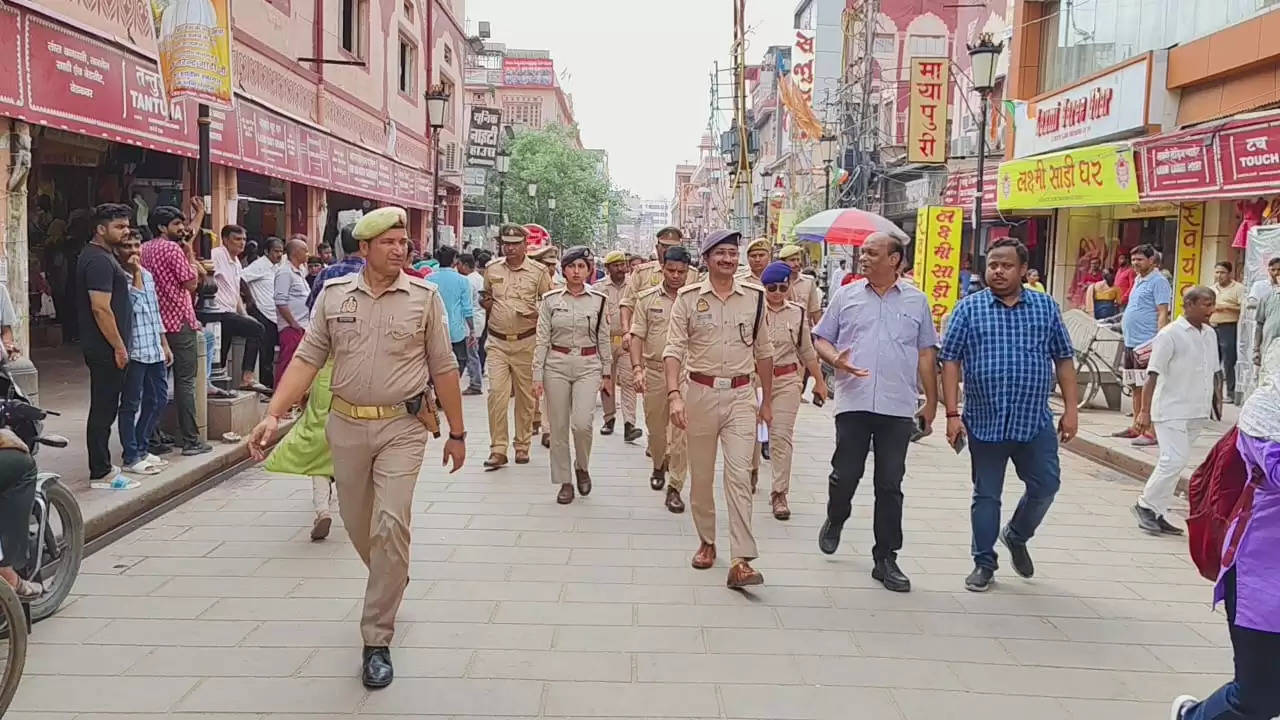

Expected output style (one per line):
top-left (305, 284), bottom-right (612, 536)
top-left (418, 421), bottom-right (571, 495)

top-left (637, 285), bottom-right (663, 300)
top-left (323, 274), bottom-right (356, 287)
top-left (406, 274), bottom-right (435, 290)
top-left (677, 283), bottom-right (703, 295)
top-left (541, 287), bottom-right (566, 299)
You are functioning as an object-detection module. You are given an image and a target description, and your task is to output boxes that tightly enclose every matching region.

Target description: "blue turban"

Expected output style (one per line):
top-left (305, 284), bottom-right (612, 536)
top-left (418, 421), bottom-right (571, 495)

top-left (760, 261), bottom-right (792, 285)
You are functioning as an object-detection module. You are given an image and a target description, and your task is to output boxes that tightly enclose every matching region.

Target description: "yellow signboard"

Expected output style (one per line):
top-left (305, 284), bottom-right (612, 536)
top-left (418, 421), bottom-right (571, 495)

top-left (913, 207), bottom-right (928, 274)
top-left (776, 209), bottom-right (797, 245)
top-left (908, 58), bottom-right (950, 164)
top-left (996, 144), bottom-right (1139, 211)
top-left (916, 206), bottom-right (964, 329)
top-left (149, 0), bottom-right (235, 108)
top-left (1174, 203), bottom-right (1205, 316)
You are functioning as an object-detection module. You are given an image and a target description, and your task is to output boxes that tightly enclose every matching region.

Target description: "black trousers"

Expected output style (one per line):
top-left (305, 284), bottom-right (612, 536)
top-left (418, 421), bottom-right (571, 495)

top-left (0, 448), bottom-right (36, 570)
top-left (827, 411), bottom-right (914, 561)
top-left (166, 328), bottom-right (199, 447)
top-left (1216, 322), bottom-right (1238, 396)
top-left (218, 311), bottom-right (264, 380)
top-left (248, 307), bottom-right (279, 388)
top-left (85, 355), bottom-right (126, 478)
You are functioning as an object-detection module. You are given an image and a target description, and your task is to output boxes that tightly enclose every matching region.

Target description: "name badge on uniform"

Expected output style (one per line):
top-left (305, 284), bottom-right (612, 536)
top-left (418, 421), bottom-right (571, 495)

top-left (337, 316), bottom-right (356, 323)
top-left (340, 296), bottom-right (357, 313)
top-left (491, 277), bottom-right (505, 285)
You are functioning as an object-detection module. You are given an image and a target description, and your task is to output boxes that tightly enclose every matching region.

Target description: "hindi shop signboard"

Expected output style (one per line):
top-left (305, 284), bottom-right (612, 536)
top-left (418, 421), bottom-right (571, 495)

top-left (997, 143), bottom-right (1139, 211)
top-left (1012, 56), bottom-right (1150, 159)
top-left (1174, 203), bottom-right (1205, 317)
top-left (1, 6), bottom-right (431, 209)
top-left (467, 106), bottom-right (500, 168)
top-left (502, 58), bottom-right (555, 87)
top-left (908, 58), bottom-right (949, 164)
top-left (915, 206), bottom-right (964, 329)
top-left (791, 29), bottom-right (815, 107)
top-left (147, 0), bottom-right (235, 108)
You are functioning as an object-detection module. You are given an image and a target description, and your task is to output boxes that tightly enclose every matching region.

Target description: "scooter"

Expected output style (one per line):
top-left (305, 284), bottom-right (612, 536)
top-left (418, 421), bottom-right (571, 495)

top-left (0, 365), bottom-right (83, 622)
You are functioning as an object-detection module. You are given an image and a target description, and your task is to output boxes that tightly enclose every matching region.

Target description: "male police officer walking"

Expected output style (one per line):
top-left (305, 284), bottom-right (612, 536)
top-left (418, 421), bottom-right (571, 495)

top-left (599, 250), bottom-right (637, 438)
top-left (481, 224), bottom-right (552, 467)
top-left (248, 207), bottom-right (466, 689)
top-left (666, 229), bottom-right (773, 588)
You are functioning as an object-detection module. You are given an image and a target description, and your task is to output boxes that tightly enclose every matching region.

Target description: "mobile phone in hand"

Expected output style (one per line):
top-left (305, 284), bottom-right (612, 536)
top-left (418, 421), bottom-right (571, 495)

top-left (950, 432), bottom-right (966, 454)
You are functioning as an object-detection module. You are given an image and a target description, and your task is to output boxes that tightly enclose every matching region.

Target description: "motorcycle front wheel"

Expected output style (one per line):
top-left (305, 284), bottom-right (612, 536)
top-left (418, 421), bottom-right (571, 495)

top-left (29, 480), bottom-right (83, 622)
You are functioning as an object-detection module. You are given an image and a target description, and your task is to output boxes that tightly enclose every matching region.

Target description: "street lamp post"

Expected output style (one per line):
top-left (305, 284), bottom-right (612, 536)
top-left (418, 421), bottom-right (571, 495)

top-left (496, 152), bottom-right (510, 225)
top-left (967, 33), bottom-right (1004, 270)
top-left (819, 133), bottom-right (838, 212)
top-left (547, 196), bottom-right (556, 243)
top-left (426, 85), bottom-right (451, 253)
top-left (759, 169), bottom-right (773, 241)
top-left (527, 182), bottom-right (538, 231)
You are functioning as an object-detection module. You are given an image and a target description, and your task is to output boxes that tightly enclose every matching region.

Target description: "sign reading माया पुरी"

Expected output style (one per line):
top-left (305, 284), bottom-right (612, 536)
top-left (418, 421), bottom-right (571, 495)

top-left (915, 206), bottom-right (964, 329)
top-left (996, 143), bottom-right (1138, 211)
top-left (908, 58), bottom-right (950, 164)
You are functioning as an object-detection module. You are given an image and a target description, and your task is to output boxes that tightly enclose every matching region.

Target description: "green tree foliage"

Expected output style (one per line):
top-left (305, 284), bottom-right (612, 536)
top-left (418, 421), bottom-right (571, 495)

top-left (489, 124), bottom-right (615, 247)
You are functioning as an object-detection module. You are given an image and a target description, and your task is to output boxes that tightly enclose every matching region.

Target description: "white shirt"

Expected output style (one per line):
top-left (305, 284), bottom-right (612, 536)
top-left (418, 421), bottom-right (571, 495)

top-left (241, 256), bottom-right (279, 323)
top-left (1148, 316), bottom-right (1218, 422)
top-left (466, 271), bottom-right (486, 337)
top-left (210, 245), bottom-right (242, 314)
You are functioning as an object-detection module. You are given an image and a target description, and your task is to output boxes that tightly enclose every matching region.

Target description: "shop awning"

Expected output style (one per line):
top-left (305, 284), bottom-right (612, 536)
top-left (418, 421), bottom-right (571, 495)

top-left (1134, 108), bottom-right (1280, 202)
top-left (995, 142), bottom-right (1139, 212)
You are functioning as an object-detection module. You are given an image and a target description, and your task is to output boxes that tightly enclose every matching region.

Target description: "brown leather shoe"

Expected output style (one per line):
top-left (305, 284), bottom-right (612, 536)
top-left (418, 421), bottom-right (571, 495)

top-left (540, 433), bottom-right (551, 449)
top-left (691, 542), bottom-right (716, 569)
top-left (575, 468), bottom-right (592, 496)
top-left (770, 492), bottom-right (791, 520)
top-left (483, 453), bottom-right (508, 469)
top-left (665, 487), bottom-right (685, 514)
top-left (750, 469), bottom-right (758, 494)
top-left (514, 449), bottom-right (530, 464)
top-left (649, 468), bottom-right (666, 491)
top-left (556, 483), bottom-right (574, 504)
top-left (727, 560), bottom-right (764, 588)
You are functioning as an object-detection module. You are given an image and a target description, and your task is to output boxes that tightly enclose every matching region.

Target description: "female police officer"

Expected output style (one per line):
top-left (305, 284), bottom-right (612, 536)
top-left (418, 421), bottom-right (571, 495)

top-left (533, 246), bottom-right (614, 504)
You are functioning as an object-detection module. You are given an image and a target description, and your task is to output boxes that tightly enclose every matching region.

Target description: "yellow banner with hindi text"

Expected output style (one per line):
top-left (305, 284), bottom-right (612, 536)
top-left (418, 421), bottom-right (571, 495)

top-left (1174, 203), bottom-right (1205, 316)
top-left (918, 206), bottom-right (964, 329)
top-left (996, 144), bottom-right (1139, 211)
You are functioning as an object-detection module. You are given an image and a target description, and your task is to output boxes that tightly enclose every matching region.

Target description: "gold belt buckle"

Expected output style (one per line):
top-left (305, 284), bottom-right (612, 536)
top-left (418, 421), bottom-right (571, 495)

top-left (713, 377), bottom-right (732, 390)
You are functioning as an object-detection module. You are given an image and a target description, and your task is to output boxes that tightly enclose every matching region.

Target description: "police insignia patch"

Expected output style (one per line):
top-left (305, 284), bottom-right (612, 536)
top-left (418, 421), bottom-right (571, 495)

top-left (696, 299), bottom-right (709, 312)
top-left (340, 296), bottom-right (357, 313)
top-left (650, 276), bottom-right (660, 285)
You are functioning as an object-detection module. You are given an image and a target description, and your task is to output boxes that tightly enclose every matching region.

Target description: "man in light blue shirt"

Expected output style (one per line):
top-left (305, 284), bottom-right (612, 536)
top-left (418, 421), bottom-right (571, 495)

top-left (426, 245), bottom-right (475, 379)
top-left (1117, 243), bottom-right (1172, 444)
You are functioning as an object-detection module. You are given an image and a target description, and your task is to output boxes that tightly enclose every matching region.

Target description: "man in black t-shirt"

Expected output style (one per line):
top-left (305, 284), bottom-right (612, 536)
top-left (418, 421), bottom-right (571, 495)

top-left (76, 203), bottom-right (133, 480)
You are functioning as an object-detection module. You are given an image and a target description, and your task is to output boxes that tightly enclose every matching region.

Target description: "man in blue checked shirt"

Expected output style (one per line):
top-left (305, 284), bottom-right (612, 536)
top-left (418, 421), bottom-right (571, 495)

top-left (115, 230), bottom-right (173, 477)
top-left (940, 238), bottom-right (1079, 593)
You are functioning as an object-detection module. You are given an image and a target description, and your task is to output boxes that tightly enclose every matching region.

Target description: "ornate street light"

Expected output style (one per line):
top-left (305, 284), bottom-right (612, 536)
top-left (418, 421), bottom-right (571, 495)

top-left (426, 84), bottom-right (451, 252)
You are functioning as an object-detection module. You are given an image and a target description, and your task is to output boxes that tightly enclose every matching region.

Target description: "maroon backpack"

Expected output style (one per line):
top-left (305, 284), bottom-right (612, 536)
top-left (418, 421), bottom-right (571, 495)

top-left (1185, 427), bottom-right (1256, 582)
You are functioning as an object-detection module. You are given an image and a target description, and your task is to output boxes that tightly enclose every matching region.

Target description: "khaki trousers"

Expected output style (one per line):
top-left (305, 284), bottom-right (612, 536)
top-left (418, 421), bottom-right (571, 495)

top-left (686, 381), bottom-right (758, 560)
top-left (642, 364), bottom-right (687, 491)
top-left (602, 342), bottom-right (636, 425)
top-left (767, 374), bottom-right (802, 494)
top-left (544, 351), bottom-right (602, 485)
top-left (325, 412), bottom-right (427, 647)
top-left (486, 336), bottom-right (536, 454)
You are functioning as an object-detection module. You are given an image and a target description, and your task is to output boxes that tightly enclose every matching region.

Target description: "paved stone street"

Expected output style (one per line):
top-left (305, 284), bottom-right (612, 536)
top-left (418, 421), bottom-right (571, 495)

top-left (9, 393), bottom-right (1232, 719)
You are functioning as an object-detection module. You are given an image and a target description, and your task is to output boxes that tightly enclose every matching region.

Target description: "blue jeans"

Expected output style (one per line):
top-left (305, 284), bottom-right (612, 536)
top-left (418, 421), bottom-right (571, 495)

top-left (969, 421), bottom-right (1061, 571)
top-left (118, 361), bottom-right (167, 465)
top-left (1184, 569), bottom-right (1280, 720)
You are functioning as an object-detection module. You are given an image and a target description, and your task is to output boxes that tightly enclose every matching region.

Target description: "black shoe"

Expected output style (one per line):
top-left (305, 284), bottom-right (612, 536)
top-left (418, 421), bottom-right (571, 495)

top-left (1156, 515), bottom-right (1184, 536)
top-left (649, 468), bottom-right (666, 491)
top-left (362, 646), bottom-right (393, 688)
top-left (1132, 503), bottom-right (1163, 534)
top-left (1000, 525), bottom-right (1035, 578)
top-left (871, 557), bottom-right (911, 592)
top-left (761, 441), bottom-right (771, 460)
top-left (818, 519), bottom-right (842, 555)
top-left (155, 430), bottom-right (176, 445)
top-left (623, 422), bottom-right (642, 442)
top-left (965, 565), bottom-right (995, 592)
top-left (181, 441), bottom-right (213, 456)
top-left (600, 418), bottom-right (615, 436)
top-left (148, 443), bottom-right (173, 456)
top-left (462, 387), bottom-right (483, 396)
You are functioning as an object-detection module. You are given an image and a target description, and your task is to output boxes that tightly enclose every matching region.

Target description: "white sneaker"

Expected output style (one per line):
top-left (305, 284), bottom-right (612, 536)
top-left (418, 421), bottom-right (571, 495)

top-left (145, 453), bottom-right (170, 467)
top-left (1169, 695), bottom-right (1197, 720)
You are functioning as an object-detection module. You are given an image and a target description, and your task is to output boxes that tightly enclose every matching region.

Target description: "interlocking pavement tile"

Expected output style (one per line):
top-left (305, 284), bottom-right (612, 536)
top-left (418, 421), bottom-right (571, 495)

top-left (494, 600), bottom-right (634, 625)
top-left (401, 621), bottom-right (556, 650)
top-left (636, 603), bottom-right (778, 628)
top-left (703, 627), bottom-right (857, 655)
top-left (58, 595), bottom-right (217, 619)
top-left (199, 597), bottom-right (359, 621)
top-left (794, 655), bottom-right (966, 690)
top-left (360, 678), bottom-right (544, 716)
top-left (22, 642), bottom-right (153, 675)
top-left (425, 580), bottom-right (563, 601)
top-left (151, 576), bottom-right (303, 598)
top-left (9, 676), bottom-right (198, 713)
top-left (555, 626), bottom-right (705, 653)
top-left (1046, 617), bottom-right (1217, 646)
top-left (564, 582), bottom-right (695, 604)
top-left (634, 652), bottom-right (805, 685)
top-left (124, 646), bottom-right (314, 677)
top-left (84, 618), bottom-right (258, 647)
top-left (470, 649), bottom-right (633, 681)
top-left (891, 689), bottom-right (1072, 720)
top-left (176, 676), bottom-right (365, 713)
top-left (998, 638), bottom-right (1171, 672)
top-left (298, 647), bottom-right (471, 678)
top-left (853, 631), bottom-right (1017, 664)
top-left (545, 681), bottom-right (721, 718)
top-left (717, 683), bottom-right (901, 719)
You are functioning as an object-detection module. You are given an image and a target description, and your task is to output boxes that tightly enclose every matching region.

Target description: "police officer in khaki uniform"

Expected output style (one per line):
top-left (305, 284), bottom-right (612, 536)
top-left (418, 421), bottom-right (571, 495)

top-left (248, 207), bottom-right (466, 689)
top-left (736, 237), bottom-right (772, 284)
top-left (757, 261), bottom-right (828, 520)
top-left (620, 227), bottom-right (698, 370)
top-left (481, 225), bottom-right (552, 468)
top-left (631, 245), bottom-right (694, 513)
top-left (778, 244), bottom-right (823, 324)
top-left (598, 250), bottom-right (638, 439)
top-left (533, 246), bottom-right (614, 504)
top-left (665, 229), bottom-right (773, 588)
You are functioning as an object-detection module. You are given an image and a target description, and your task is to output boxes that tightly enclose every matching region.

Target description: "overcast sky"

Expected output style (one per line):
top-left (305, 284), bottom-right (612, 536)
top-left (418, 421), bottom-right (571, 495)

top-left (466, 0), bottom-right (797, 200)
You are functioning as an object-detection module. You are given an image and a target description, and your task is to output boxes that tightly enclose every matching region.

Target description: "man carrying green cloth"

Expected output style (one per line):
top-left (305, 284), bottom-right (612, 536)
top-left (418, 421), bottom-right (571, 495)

top-left (264, 224), bottom-right (364, 541)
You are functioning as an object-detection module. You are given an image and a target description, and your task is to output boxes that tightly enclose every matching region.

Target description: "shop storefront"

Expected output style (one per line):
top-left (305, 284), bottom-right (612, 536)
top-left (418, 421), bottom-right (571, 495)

top-left (940, 165), bottom-right (1055, 288)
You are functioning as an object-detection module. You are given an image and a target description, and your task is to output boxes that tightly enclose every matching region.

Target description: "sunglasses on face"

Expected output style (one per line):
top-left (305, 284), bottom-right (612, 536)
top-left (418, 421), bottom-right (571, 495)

top-left (764, 283), bottom-right (789, 293)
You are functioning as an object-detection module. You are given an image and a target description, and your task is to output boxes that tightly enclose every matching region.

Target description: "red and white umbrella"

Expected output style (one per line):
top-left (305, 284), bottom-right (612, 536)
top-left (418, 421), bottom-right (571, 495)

top-left (793, 208), bottom-right (908, 247)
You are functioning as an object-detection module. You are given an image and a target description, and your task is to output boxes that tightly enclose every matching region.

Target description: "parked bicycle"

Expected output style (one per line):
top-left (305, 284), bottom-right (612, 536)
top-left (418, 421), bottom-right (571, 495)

top-left (0, 580), bottom-right (27, 715)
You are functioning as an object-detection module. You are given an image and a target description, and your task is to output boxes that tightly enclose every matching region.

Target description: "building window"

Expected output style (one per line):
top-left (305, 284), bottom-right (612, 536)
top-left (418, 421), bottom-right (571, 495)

top-left (443, 44), bottom-right (452, 66)
top-left (907, 34), bottom-right (946, 58)
top-left (398, 36), bottom-right (416, 95)
top-left (402, 0), bottom-right (413, 21)
top-left (341, 0), bottom-right (367, 58)
top-left (441, 77), bottom-right (455, 128)
top-left (873, 33), bottom-right (895, 55)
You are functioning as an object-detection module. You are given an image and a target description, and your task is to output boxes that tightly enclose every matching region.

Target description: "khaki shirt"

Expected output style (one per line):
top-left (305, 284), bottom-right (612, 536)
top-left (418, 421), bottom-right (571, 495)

top-left (1211, 280), bottom-right (1245, 326)
top-left (294, 271), bottom-right (457, 406)
top-left (663, 278), bottom-right (772, 377)
top-left (788, 274), bottom-right (823, 316)
top-left (766, 300), bottom-right (817, 369)
top-left (734, 269), bottom-right (763, 285)
top-left (620, 260), bottom-right (699, 310)
top-left (484, 258), bottom-right (553, 338)
top-left (533, 287), bottom-right (613, 382)
top-left (600, 278), bottom-right (629, 338)
top-left (630, 284), bottom-right (680, 364)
